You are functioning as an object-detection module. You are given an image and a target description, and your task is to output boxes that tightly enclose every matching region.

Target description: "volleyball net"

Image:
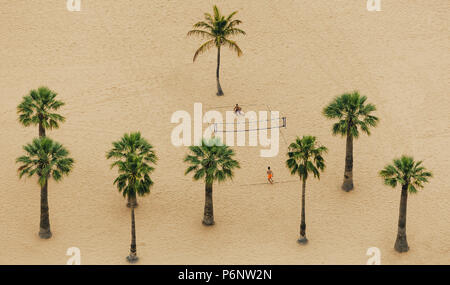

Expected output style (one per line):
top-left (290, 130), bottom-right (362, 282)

top-left (207, 116), bottom-right (287, 133)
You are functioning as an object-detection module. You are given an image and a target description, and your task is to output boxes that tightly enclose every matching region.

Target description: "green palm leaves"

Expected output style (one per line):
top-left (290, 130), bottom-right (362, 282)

top-left (17, 137), bottom-right (74, 186)
top-left (184, 138), bottom-right (240, 185)
top-left (323, 91), bottom-right (378, 138)
top-left (380, 156), bottom-right (432, 252)
top-left (188, 5), bottom-right (245, 62)
top-left (286, 136), bottom-right (327, 243)
top-left (184, 138), bottom-right (239, 225)
top-left (188, 5), bottom-right (246, 96)
top-left (107, 132), bottom-right (157, 262)
top-left (16, 87), bottom-right (71, 239)
top-left (112, 154), bottom-right (155, 198)
top-left (286, 136), bottom-right (327, 181)
top-left (17, 87), bottom-right (65, 136)
top-left (380, 156), bottom-right (432, 194)
top-left (107, 132), bottom-right (157, 163)
top-left (323, 91), bottom-right (378, 191)
top-left (107, 132), bottom-right (157, 198)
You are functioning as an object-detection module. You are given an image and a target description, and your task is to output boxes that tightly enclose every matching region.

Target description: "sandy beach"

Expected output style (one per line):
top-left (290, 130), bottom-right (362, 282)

top-left (0, 0), bottom-right (449, 264)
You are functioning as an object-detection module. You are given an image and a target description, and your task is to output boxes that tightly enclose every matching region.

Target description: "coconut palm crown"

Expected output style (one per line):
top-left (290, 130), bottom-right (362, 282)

top-left (188, 5), bottom-right (246, 95)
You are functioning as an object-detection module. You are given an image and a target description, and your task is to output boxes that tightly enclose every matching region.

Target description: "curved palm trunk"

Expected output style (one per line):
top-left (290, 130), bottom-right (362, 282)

top-left (298, 178), bottom-right (308, 244)
top-left (342, 132), bottom-right (354, 191)
top-left (216, 46), bottom-right (224, 96)
top-left (395, 183), bottom-right (409, 253)
top-left (202, 183), bottom-right (214, 225)
top-left (39, 180), bottom-right (52, 239)
top-left (127, 207), bottom-right (138, 263)
top-left (127, 193), bottom-right (138, 208)
top-left (39, 122), bottom-right (45, 137)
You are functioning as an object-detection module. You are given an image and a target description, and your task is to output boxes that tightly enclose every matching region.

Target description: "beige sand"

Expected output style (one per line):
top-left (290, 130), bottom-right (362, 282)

top-left (0, 0), bottom-right (449, 264)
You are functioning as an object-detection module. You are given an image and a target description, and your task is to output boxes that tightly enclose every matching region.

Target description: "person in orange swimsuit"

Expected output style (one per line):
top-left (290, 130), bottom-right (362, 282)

top-left (267, 166), bottom-right (274, 184)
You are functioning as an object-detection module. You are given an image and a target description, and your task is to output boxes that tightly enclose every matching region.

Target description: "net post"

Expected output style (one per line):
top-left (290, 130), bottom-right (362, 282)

top-left (282, 117), bottom-right (286, 128)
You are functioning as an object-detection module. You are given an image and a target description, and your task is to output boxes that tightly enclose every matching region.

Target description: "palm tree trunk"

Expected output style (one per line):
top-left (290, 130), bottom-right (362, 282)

top-left (298, 178), bottom-right (308, 244)
top-left (216, 46), bottom-right (224, 96)
top-left (39, 122), bottom-right (45, 137)
top-left (342, 132), bottom-right (354, 191)
top-left (127, 193), bottom-right (138, 208)
top-left (202, 183), bottom-right (215, 225)
top-left (39, 180), bottom-right (52, 239)
top-left (127, 207), bottom-right (139, 263)
top-left (395, 183), bottom-right (409, 253)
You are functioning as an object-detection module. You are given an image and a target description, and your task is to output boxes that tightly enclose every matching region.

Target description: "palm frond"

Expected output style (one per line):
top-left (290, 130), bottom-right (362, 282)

top-left (286, 136), bottom-right (327, 181)
top-left (193, 39), bottom-right (215, 62)
top-left (380, 155), bottom-right (432, 193)
top-left (189, 5), bottom-right (245, 61)
top-left (107, 132), bottom-right (157, 199)
top-left (16, 137), bottom-right (74, 185)
top-left (17, 86), bottom-right (65, 130)
top-left (323, 91), bottom-right (378, 138)
top-left (184, 138), bottom-right (239, 185)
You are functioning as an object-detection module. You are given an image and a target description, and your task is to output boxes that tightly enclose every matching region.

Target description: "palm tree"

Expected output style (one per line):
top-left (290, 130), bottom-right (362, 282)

top-left (286, 136), bottom-right (327, 244)
top-left (106, 132), bottom-right (157, 208)
top-left (17, 86), bottom-right (65, 137)
top-left (380, 156), bottom-right (432, 253)
top-left (16, 137), bottom-right (74, 239)
top-left (107, 132), bottom-right (157, 263)
top-left (188, 5), bottom-right (246, 96)
top-left (184, 138), bottom-right (240, 225)
top-left (323, 91), bottom-right (378, 191)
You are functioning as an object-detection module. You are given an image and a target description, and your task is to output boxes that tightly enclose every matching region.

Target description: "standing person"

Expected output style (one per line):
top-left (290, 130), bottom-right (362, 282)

top-left (267, 167), bottom-right (274, 184)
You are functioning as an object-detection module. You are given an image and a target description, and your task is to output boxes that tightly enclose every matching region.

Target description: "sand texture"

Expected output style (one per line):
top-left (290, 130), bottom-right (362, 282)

top-left (0, 0), bottom-right (449, 264)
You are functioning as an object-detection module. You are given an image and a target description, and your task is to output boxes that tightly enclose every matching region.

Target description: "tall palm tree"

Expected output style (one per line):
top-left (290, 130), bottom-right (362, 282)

top-left (188, 5), bottom-right (246, 96)
top-left (323, 91), bottom-right (378, 191)
top-left (286, 136), bottom-right (327, 244)
top-left (17, 86), bottom-right (65, 137)
top-left (16, 137), bottom-right (74, 239)
top-left (380, 156), bottom-right (432, 253)
top-left (106, 132), bottom-right (157, 208)
top-left (184, 138), bottom-right (240, 225)
top-left (107, 132), bottom-right (157, 263)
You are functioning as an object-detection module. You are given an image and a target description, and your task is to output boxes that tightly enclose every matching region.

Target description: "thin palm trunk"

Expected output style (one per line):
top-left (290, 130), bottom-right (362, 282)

top-left (39, 180), bottom-right (52, 239)
top-left (203, 182), bottom-right (214, 225)
top-left (298, 178), bottom-right (308, 244)
top-left (39, 121), bottom-right (45, 137)
top-left (342, 131), bottom-right (354, 191)
top-left (395, 183), bottom-right (409, 252)
top-left (127, 207), bottom-right (138, 263)
top-left (216, 46), bottom-right (224, 96)
top-left (127, 193), bottom-right (138, 208)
